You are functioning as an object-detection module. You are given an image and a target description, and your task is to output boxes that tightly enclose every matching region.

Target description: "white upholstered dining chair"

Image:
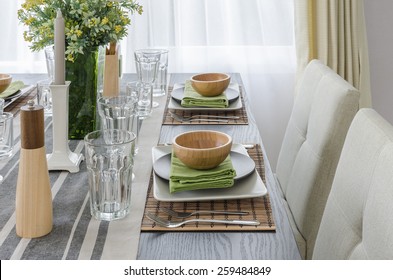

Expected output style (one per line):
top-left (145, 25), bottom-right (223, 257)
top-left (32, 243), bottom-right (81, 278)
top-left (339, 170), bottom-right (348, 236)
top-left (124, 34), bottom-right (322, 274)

top-left (275, 59), bottom-right (360, 259)
top-left (313, 108), bottom-right (393, 259)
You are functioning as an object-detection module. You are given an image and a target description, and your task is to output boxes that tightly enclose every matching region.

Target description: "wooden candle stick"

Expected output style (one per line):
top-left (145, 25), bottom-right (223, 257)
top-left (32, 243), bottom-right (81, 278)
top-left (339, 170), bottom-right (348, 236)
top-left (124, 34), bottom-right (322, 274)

top-left (103, 41), bottom-right (120, 97)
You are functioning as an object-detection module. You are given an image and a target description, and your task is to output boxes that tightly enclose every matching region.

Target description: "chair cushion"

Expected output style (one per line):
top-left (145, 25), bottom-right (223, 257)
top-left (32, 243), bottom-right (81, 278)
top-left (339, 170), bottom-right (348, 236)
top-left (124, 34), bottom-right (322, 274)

top-left (313, 109), bottom-right (393, 259)
top-left (274, 174), bottom-right (307, 257)
top-left (276, 59), bottom-right (359, 259)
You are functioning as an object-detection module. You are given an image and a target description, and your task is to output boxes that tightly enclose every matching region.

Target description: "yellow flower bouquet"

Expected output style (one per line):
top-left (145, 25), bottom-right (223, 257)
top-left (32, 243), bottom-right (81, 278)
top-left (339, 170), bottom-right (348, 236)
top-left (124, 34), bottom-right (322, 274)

top-left (18, 0), bottom-right (143, 61)
top-left (18, 0), bottom-right (143, 139)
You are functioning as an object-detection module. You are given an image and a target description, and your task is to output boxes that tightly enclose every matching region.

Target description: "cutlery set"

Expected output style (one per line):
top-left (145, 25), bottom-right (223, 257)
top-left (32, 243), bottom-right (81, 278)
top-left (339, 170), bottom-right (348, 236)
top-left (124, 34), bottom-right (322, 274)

top-left (146, 208), bottom-right (260, 228)
top-left (169, 111), bottom-right (239, 123)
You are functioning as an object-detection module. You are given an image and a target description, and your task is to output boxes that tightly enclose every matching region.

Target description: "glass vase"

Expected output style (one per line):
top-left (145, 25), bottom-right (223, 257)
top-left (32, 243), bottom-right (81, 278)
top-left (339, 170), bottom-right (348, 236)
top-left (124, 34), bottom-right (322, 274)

top-left (66, 48), bottom-right (99, 139)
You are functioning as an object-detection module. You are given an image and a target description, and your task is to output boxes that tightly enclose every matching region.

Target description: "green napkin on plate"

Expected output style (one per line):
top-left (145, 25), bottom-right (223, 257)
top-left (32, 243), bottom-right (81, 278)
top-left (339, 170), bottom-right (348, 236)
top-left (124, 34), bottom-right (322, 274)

top-left (0, 81), bottom-right (25, 98)
top-left (181, 80), bottom-right (229, 108)
top-left (169, 152), bottom-right (237, 193)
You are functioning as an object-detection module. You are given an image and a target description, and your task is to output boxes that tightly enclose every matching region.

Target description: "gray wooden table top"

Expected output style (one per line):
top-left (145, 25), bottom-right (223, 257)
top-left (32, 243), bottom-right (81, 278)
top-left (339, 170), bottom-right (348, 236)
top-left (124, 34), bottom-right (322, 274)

top-left (137, 73), bottom-right (300, 260)
top-left (2, 73), bottom-right (301, 260)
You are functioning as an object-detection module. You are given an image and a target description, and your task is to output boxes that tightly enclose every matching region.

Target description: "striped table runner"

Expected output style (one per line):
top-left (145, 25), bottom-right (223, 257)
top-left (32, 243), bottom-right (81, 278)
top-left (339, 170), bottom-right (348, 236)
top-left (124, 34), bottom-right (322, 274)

top-left (0, 93), bottom-right (167, 260)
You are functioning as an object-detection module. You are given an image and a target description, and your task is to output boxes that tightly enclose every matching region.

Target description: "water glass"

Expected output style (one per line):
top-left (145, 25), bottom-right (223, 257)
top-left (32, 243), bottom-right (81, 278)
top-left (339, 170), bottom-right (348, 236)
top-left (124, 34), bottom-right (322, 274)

top-left (37, 79), bottom-right (52, 116)
top-left (152, 49), bottom-right (169, 97)
top-left (0, 98), bottom-right (13, 183)
top-left (0, 98), bottom-right (4, 116)
top-left (97, 96), bottom-right (137, 131)
top-left (96, 45), bottom-right (107, 98)
top-left (0, 112), bottom-right (13, 161)
top-left (84, 129), bottom-right (136, 221)
top-left (97, 95), bottom-right (139, 153)
top-left (126, 81), bottom-right (151, 119)
top-left (134, 49), bottom-right (160, 84)
top-left (134, 49), bottom-right (160, 108)
top-left (44, 45), bottom-right (55, 80)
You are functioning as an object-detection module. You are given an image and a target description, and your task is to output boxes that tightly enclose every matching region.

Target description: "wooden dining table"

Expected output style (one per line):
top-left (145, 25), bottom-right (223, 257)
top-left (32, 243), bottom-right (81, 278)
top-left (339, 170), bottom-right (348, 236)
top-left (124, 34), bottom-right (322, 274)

top-left (0, 73), bottom-right (301, 260)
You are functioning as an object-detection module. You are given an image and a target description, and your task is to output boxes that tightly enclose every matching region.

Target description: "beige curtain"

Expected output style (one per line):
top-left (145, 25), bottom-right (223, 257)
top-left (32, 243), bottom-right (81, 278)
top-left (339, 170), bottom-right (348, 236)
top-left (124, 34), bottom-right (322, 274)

top-left (295, 0), bottom-right (372, 107)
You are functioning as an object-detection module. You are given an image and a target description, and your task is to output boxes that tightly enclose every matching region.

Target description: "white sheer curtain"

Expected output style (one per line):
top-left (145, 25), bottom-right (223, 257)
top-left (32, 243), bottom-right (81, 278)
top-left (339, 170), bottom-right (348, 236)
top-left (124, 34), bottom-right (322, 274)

top-left (124, 0), bottom-right (295, 87)
top-left (0, 0), bottom-right (44, 72)
top-left (0, 0), bottom-right (295, 169)
top-left (124, 0), bottom-right (296, 168)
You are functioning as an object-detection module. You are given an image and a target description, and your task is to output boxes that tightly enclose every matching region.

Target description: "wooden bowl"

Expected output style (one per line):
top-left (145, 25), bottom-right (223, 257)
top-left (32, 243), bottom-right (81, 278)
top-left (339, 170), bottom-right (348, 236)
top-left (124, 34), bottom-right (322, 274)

top-left (190, 73), bottom-right (230, 97)
top-left (0, 74), bottom-right (12, 94)
top-left (173, 130), bottom-right (232, 170)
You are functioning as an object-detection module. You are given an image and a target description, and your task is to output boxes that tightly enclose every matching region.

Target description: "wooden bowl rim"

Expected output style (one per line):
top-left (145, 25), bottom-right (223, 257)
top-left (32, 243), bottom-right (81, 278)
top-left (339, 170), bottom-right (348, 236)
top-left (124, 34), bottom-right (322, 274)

top-left (0, 74), bottom-right (12, 81)
top-left (173, 130), bottom-right (232, 151)
top-left (190, 73), bottom-right (230, 83)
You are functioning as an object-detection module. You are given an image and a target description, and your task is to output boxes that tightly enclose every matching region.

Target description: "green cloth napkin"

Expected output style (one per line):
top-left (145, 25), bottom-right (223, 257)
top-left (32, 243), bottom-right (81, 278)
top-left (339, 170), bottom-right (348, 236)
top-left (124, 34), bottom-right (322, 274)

top-left (181, 80), bottom-right (229, 108)
top-left (169, 152), bottom-right (237, 193)
top-left (0, 81), bottom-right (25, 98)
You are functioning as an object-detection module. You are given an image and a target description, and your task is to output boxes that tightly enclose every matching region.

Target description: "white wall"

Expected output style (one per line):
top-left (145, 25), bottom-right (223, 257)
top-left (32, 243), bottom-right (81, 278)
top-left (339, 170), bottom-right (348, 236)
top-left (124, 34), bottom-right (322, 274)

top-left (364, 0), bottom-right (393, 124)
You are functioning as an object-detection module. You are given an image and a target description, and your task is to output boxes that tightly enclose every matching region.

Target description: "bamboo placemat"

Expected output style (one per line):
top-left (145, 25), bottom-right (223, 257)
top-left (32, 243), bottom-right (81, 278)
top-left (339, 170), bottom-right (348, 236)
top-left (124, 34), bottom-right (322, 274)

top-left (162, 85), bottom-right (249, 125)
top-left (4, 86), bottom-right (36, 116)
top-left (141, 144), bottom-right (275, 232)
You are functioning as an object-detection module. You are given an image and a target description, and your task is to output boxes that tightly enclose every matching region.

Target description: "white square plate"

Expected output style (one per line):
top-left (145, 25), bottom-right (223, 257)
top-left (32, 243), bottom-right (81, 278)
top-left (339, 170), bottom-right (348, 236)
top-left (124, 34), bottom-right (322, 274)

top-left (167, 83), bottom-right (243, 111)
top-left (151, 143), bottom-right (267, 202)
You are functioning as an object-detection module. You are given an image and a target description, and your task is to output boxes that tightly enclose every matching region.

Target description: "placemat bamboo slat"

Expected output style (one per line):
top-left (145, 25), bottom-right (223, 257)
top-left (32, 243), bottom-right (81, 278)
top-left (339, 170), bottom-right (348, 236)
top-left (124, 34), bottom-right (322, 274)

top-left (162, 85), bottom-right (249, 125)
top-left (4, 86), bottom-right (36, 115)
top-left (141, 144), bottom-right (275, 232)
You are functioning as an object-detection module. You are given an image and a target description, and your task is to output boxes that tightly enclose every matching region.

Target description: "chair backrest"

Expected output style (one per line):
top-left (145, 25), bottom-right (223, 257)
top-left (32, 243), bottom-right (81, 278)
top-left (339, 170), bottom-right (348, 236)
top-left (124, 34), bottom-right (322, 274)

top-left (313, 108), bottom-right (393, 259)
top-left (276, 59), bottom-right (359, 259)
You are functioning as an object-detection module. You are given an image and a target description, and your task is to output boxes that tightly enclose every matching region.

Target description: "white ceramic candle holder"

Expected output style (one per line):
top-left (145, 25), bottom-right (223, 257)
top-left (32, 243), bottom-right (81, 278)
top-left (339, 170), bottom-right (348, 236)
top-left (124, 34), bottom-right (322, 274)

top-left (47, 81), bottom-right (83, 173)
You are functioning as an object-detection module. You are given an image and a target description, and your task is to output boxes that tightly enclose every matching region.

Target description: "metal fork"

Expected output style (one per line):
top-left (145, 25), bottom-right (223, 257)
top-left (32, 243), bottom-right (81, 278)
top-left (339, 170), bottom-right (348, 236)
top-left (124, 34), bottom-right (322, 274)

top-left (169, 111), bottom-right (229, 123)
top-left (170, 111), bottom-right (240, 120)
top-left (160, 207), bottom-right (249, 218)
top-left (146, 212), bottom-right (260, 228)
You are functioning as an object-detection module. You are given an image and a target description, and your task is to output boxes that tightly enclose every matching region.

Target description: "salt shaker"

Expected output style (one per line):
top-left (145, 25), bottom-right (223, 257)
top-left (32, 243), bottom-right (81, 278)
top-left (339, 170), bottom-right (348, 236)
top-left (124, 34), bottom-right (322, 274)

top-left (16, 100), bottom-right (52, 238)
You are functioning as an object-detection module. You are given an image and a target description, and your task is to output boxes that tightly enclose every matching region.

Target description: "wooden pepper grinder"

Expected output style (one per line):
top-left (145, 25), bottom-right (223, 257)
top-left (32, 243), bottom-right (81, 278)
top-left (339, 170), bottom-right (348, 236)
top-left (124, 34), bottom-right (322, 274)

top-left (16, 100), bottom-right (52, 238)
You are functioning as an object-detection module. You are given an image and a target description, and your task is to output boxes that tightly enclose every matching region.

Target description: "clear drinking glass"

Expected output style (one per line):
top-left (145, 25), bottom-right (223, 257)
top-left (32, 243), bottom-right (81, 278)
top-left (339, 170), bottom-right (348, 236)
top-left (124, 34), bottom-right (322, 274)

top-left (44, 45), bottom-right (55, 80)
top-left (96, 45), bottom-right (107, 98)
top-left (97, 95), bottom-right (139, 153)
top-left (126, 81), bottom-right (151, 120)
top-left (0, 98), bottom-right (13, 183)
top-left (97, 96), bottom-right (137, 131)
top-left (152, 49), bottom-right (169, 98)
top-left (42, 46), bottom-right (54, 116)
top-left (134, 49), bottom-right (160, 109)
top-left (84, 129), bottom-right (136, 221)
top-left (36, 79), bottom-right (52, 116)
